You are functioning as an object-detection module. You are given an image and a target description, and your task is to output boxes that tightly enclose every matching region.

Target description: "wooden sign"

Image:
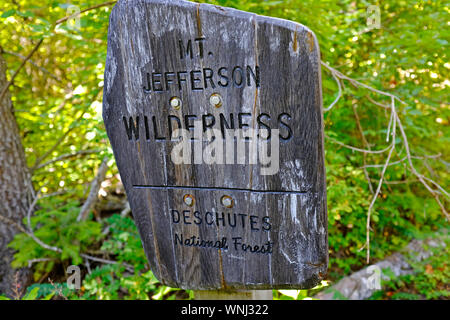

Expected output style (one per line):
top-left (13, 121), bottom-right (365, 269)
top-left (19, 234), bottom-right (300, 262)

top-left (103, 0), bottom-right (327, 290)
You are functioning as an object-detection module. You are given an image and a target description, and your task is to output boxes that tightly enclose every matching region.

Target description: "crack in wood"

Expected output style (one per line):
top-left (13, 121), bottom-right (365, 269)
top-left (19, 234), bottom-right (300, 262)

top-left (133, 185), bottom-right (309, 194)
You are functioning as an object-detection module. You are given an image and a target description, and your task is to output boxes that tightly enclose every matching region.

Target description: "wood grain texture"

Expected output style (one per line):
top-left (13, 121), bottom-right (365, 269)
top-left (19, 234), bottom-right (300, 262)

top-left (0, 53), bottom-right (32, 296)
top-left (103, 0), bottom-right (327, 290)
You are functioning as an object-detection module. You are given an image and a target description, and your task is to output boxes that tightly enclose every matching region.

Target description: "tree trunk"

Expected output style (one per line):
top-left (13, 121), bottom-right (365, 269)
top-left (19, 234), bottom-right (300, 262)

top-left (0, 53), bottom-right (32, 297)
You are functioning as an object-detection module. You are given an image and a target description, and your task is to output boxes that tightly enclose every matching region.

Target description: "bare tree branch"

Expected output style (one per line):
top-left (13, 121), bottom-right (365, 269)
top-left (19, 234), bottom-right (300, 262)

top-left (352, 103), bottom-right (374, 194)
top-left (0, 39), bottom-right (43, 103)
top-left (33, 149), bottom-right (100, 171)
top-left (325, 135), bottom-right (393, 154)
top-left (365, 97), bottom-right (397, 263)
top-left (322, 61), bottom-right (343, 112)
top-left (120, 201), bottom-right (131, 218)
top-left (22, 186), bottom-right (134, 272)
top-left (369, 178), bottom-right (418, 185)
top-left (3, 50), bottom-right (60, 81)
top-left (394, 112), bottom-right (449, 219)
top-left (31, 88), bottom-right (103, 171)
top-left (362, 154), bottom-right (442, 169)
top-left (31, 108), bottom-right (87, 170)
top-left (27, 258), bottom-right (54, 268)
top-left (1, 0), bottom-right (114, 118)
top-left (26, 188), bottom-right (62, 253)
top-left (321, 61), bottom-right (449, 263)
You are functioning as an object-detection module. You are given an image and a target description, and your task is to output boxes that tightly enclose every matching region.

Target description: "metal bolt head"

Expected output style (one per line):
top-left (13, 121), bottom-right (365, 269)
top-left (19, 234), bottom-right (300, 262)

top-left (183, 194), bottom-right (195, 207)
top-left (221, 195), bottom-right (233, 208)
top-left (170, 97), bottom-right (182, 110)
top-left (209, 93), bottom-right (223, 108)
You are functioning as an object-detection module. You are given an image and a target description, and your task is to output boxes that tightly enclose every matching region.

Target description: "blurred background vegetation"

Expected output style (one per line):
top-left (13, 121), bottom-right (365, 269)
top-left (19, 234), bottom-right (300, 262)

top-left (0, 0), bottom-right (448, 300)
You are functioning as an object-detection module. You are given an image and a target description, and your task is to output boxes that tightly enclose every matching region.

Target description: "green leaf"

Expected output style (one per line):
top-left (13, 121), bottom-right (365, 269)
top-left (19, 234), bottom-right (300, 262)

top-left (16, 10), bottom-right (35, 18)
top-left (43, 292), bottom-right (55, 300)
top-left (22, 287), bottom-right (40, 300)
top-left (1, 9), bottom-right (16, 18)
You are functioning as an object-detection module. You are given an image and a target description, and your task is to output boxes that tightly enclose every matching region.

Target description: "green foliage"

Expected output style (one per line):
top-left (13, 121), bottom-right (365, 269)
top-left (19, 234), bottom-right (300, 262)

top-left (77, 214), bottom-right (161, 299)
top-left (7, 199), bottom-right (171, 299)
top-left (370, 235), bottom-right (450, 300)
top-left (100, 215), bottom-right (148, 272)
top-left (273, 280), bottom-right (330, 300)
top-left (7, 213), bottom-right (183, 300)
top-left (1, 0), bottom-right (112, 198)
top-left (273, 289), bottom-right (311, 300)
top-left (0, 286), bottom-right (55, 300)
top-left (1, 0), bottom-right (448, 300)
top-left (8, 196), bottom-right (103, 280)
top-left (75, 214), bottom-right (183, 300)
top-left (80, 264), bottom-right (159, 300)
top-left (326, 157), bottom-right (373, 274)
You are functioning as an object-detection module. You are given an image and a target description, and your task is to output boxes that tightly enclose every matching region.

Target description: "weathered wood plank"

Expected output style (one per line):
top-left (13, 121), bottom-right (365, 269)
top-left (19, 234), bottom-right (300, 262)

top-left (103, 0), bottom-right (327, 290)
top-left (195, 290), bottom-right (273, 300)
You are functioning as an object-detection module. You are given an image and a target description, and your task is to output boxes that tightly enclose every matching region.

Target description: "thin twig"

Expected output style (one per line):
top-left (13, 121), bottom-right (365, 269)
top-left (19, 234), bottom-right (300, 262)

top-left (369, 178), bottom-right (418, 185)
top-left (27, 258), bottom-right (55, 268)
top-left (365, 96), bottom-right (397, 263)
top-left (77, 157), bottom-right (109, 222)
top-left (365, 95), bottom-right (390, 109)
top-left (48, 277), bottom-right (68, 300)
top-left (31, 110), bottom-right (87, 171)
top-left (322, 61), bottom-right (406, 104)
top-left (26, 188), bottom-right (63, 253)
top-left (322, 61), bottom-right (449, 262)
top-left (30, 88), bottom-right (103, 172)
top-left (362, 153), bottom-right (442, 168)
top-left (85, 258), bottom-right (92, 274)
top-left (322, 62), bottom-right (342, 112)
top-left (33, 149), bottom-right (100, 171)
top-left (22, 187), bottom-right (134, 272)
top-left (420, 175), bottom-right (449, 198)
top-left (0, 214), bottom-right (27, 233)
top-left (55, 1), bottom-right (117, 25)
top-left (394, 112), bottom-right (449, 219)
top-left (1, 0), bottom-right (114, 112)
top-left (0, 39), bottom-right (43, 103)
top-left (120, 201), bottom-right (131, 218)
top-left (12, 272), bottom-right (23, 300)
top-left (322, 62), bottom-right (448, 218)
top-left (352, 103), bottom-right (374, 194)
top-left (325, 134), bottom-right (393, 154)
top-left (363, 157), bottom-right (408, 169)
top-left (3, 50), bottom-right (60, 81)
